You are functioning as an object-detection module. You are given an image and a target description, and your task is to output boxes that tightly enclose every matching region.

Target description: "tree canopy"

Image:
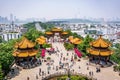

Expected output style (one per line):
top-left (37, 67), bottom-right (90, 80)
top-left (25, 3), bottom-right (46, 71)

top-left (77, 35), bottom-right (94, 56)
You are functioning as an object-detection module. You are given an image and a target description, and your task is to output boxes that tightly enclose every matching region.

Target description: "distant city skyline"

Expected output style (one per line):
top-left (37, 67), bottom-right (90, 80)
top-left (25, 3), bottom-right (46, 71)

top-left (0, 0), bottom-right (120, 20)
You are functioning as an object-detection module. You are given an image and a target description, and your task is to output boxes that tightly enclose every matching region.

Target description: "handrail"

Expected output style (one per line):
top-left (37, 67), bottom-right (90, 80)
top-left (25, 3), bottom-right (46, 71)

top-left (42, 72), bottom-right (97, 80)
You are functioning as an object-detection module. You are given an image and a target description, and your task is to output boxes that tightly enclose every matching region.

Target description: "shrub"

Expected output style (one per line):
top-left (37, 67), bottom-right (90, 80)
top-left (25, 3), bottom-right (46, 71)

top-left (42, 43), bottom-right (51, 49)
top-left (47, 57), bottom-right (51, 60)
top-left (64, 43), bottom-right (74, 50)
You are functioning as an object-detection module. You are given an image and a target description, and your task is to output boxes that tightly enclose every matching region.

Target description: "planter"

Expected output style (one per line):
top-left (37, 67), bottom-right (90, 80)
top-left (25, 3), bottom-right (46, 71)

top-left (47, 57), bottom-right (51, 61)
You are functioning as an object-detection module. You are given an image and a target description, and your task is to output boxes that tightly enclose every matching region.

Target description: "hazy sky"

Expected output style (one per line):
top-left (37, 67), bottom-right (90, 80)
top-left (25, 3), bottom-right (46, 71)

top-left (0, 0), bottom-right (120, 20)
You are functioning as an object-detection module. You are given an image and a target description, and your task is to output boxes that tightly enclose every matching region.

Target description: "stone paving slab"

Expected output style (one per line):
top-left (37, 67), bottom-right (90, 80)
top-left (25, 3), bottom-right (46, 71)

top-left (10, 42), bottom-right (120, 80)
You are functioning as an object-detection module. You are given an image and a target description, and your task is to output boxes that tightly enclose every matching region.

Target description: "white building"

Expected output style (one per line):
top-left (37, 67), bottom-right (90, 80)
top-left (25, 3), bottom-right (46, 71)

top-left (2, 33), bottom-right (22, 41)
top-left (0, 23), bottom-right (22, 41)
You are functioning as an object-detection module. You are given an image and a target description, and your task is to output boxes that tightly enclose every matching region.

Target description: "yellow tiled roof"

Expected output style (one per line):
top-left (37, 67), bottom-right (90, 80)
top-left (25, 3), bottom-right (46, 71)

top-left (87, 48), bottom-right (113, 56)
top-left (36, 36), bottom-right (46, 45)
top-left (13, 50), bottom-right (38, 57)
top-left (40, 36), bottom-right (46, 40)
top-left (61, 32), bottom-right (68, 35)
top-left (73, 38), bottom-right (80, 42)
top-left (45, 32), bottom-right (53, 35)
top-left (73, 40), bottom-right (82, 44)
top-left (90, 35), bottom-right (111, 48)
top-left (69, 37), bottom-right (82, 44)
top-left (68, 36), bottom-right (73, 40)
top-left (52, 27), bottom-right (63, 32)
top-left (70, 39), bottom-right (74, 43)
top-left (15, 37), bottom-right (35, 49)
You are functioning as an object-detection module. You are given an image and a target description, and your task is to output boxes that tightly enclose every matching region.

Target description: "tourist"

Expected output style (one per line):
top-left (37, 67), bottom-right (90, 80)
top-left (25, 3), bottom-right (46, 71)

top-left (56, 66), bottom-right (58, 71)
top-left (39, 72), bottom-right (41, 76)
top-left (87, 66), bottom-right (89, 70)
top-left (63, 57), bottom-right (65, 61)
top-left (67, 53), bottom-right (68, 56)
top-left (86, 62), bottom-right (88, 65)
top-left (53, 66), bottom-right (54, 70)
top-left (27, 77), bottom-right (30, 80)
top-left (98, 68), bottom-right (100, 72)
top-left (39, 68), bottom-right (41, 73)
top-left (73, 69), bottom-right (74, 73)
top-left (42, 71), bottom-right (44, 76)
top-left (92, 71), bottom-right (94, 76)
top-left (48, 71), bottom-right (49, 74)
top-left (36, 74), bottom-right (38, 79)
top-left (96, 67), bottom-right (98, 72)
top-left (89, 71), bottom-right (91, 76)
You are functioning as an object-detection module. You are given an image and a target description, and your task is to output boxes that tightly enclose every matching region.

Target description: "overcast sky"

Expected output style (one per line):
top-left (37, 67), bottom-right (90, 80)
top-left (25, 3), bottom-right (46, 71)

top-left (0, 0), bottom-right (120, 20)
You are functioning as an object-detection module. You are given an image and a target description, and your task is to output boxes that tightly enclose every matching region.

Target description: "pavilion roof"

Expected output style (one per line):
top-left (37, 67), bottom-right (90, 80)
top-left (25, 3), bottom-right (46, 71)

top-left (61, 31), bottom-right (68, 35)
top-left (15, 37), bottom-right (35, 49)
top-left (90, 35), bottom-right (111, 48)
top-left (36, 36), bottom-right (46, 45)
top-left (69, 37), bottom-right (82, 44)
top-left (51, 27), bottom-right (63, 32)
top-left (45, 31), bottom-right (53, 35)
top-left (73, 40), bottom-right (82, 44)
top-left (87, 48), bottom-right (113, 56)
top-left (13, 49), bottom-right (38, 57)
top-left (68, 36), bottom-right (73, 40)
top-left (40, 36), bottom-right (46, 40)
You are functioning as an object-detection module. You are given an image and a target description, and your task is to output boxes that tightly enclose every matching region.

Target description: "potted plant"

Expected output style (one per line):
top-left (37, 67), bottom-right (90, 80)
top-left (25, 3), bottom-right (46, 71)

top-left (47, 57), bottom-right (51, 61)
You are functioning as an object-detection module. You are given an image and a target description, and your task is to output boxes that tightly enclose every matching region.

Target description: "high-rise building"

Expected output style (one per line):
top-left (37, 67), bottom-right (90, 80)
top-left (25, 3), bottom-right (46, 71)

top-left (10, 13), bottom-right (13, 22)
top-left (14, 16), bottom-right (16, 22)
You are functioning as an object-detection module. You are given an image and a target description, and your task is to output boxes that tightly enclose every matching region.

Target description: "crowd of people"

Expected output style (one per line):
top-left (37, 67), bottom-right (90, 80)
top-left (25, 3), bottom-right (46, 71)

top-left (11, 36), bottom-right (100, 80)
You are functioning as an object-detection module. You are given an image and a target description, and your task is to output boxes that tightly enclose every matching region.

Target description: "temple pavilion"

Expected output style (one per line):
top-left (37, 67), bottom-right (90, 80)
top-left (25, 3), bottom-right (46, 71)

top-left (36, 36), bottom-right (46, 48)
top-left (13, 37), bottom-right (38, 66)
top-left (45, 27), bottom-right (68, 42)
top-left (68, 36), bottom-right (82, 47)
top-left (87, 35), bottom-right (113, 65)
top-left (45, 27), bottom-right (68, 36)
top-left (45, 31), bottom-right (53, 38)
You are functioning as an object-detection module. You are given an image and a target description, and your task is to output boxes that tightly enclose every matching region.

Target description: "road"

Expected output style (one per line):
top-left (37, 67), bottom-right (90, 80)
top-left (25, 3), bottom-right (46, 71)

top-left (35, 23), bottom-right (43, 31)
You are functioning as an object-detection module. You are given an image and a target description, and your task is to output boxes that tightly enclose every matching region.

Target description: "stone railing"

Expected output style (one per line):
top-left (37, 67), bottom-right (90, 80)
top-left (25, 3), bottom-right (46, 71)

top-left (42, 72), bottom-right (97, 80)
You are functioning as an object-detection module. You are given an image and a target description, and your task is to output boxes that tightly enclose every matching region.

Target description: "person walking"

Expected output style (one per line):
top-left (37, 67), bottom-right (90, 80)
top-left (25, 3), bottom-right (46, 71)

top-left (87, 66), bottom-right (89, 70)
top-left (92, 71), bottom-right (94, 76)
top-left (89, 71), bottom-right (91, 76)
top-left (27, 77), bottom-right (30, 80)
top-left (36, 74), bottom-right (38, 80)
top-left (48, 71), bottom-right (49, 74)
top-left (67, 53), bottom-right (68, 56)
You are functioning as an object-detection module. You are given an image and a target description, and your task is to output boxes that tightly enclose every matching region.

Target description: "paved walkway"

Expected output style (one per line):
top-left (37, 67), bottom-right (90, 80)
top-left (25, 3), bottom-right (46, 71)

top-left (10, 42), bottom-right (120, 80)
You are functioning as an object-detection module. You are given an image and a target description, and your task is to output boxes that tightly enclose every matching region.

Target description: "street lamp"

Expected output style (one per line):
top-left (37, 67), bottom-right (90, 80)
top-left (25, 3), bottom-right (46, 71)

top-left (67, 68), bottom-right (71, 80)
top-left (65, 63), bottom-right (71, 80)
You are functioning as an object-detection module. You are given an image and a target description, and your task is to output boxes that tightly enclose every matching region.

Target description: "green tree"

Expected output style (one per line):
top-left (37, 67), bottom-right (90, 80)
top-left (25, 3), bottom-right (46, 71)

top-left (25, 28), bottom-right (44, 42)
top-left (42, 43), bottom-right (51, 49)
top-left (0, 64), bottom-right (3, 80)
top-left (77, 35), bottom-right (93, 56)
top-left (72, 32), bottom-right (83, 39)
top-left (0, 39), bottom-right (18, 75)
top-left (110, 43), bottom-right (120, 64)
top-left (39, 22), bottom-right (54, 29)
top-left (0, 36), bottom-right (3, 43)
top-left (65, 29), bottom-right (73, 36)
top-left (23, 22), bottom-right (35, 29)
top-left (64, 43), bottom-right (74, 50)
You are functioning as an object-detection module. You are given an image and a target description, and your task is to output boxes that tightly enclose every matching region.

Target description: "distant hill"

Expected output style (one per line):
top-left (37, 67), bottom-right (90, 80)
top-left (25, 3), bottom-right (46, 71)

top-left (23, 21), bottom-right (54, 30)
top-left (107, 21), bottom-right (120, 23)
top-left (50, 18), bottom-right (100, 23)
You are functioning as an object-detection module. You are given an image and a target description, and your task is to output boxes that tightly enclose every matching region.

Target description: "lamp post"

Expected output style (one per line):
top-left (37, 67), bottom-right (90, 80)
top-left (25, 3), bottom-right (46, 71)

top-left (67, 68), bottom-right (71, 80)
top-left (66, 63), bottom-right (71, 80)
